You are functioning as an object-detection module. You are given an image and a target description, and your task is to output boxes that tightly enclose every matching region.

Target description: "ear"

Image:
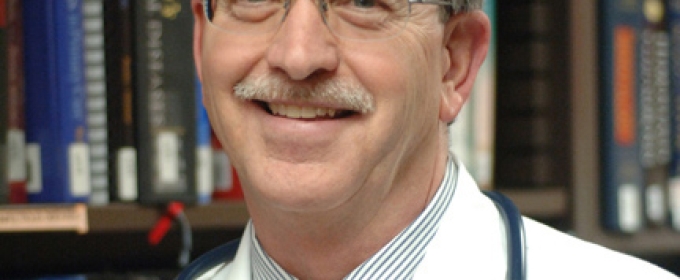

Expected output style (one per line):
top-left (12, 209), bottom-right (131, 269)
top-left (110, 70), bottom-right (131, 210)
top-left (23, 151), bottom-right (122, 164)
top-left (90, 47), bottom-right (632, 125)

top-left (439, 10), bottom-right (490, 123)
top-left (192, 0), bottom-right (206, 83)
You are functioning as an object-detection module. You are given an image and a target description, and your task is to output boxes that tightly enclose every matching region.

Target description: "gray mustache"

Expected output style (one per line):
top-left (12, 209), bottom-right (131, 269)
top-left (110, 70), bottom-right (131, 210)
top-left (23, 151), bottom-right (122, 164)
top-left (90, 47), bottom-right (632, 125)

top-left (233, 76), bottom-right (375, 114)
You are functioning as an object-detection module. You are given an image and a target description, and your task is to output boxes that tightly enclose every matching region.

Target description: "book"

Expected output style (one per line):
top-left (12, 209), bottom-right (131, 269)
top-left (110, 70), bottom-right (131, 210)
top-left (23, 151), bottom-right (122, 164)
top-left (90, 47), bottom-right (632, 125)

top-left (598, 0), bottom-right (645, 233)
top-left (667, 0), bottom-right (680, 230)
top-left (449, 0), bottom-right (495, 190)
top-left (23, 0), bottom-right (91, 203)
top-left (639, 0), bottom-right (671, 227)
top-left (132, 0), bottom-right (197, 204)
top-left (104, 0), bottom-right (137, 202)
top-left (0, 0), bottom-right (8, 203)
top-left (494, 0), bottom-right (571, 190)
top-left (211, 129), bottom-right (244, 201)
top-left (493, 147), bottom-right (564, 188)
top-left (83, 0), bottom-right (109, 205)
top-left (471, 0), bottom-right (496, 190)
top-left (196, 76), bottom-right (213, 204)
top-left (5, 0), bottom-right (26, 204)
top-left (0, 0), bottom-right (26, 204)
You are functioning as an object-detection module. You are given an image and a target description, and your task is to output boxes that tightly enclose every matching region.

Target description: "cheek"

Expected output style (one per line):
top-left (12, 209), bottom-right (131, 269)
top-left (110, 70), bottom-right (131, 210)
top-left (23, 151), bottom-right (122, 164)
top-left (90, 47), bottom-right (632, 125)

top-left (200, 34), bottom-right (268, 158)
top-left (400, 35), bottom-right (446, 122)
top-left (343, 39), bottom-right (442, 160)
top-left (201, 31), bottom-right (271, 89)
top-left (346, 37), bottom-right (441, 125)
top-left (343, 44), bottom-right (413, 112)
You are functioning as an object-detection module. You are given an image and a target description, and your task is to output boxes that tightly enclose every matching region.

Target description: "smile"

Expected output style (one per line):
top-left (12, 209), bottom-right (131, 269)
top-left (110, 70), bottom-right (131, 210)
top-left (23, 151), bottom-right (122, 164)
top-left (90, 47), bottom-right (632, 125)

top-left (260, 102), bottom-right (356, 119)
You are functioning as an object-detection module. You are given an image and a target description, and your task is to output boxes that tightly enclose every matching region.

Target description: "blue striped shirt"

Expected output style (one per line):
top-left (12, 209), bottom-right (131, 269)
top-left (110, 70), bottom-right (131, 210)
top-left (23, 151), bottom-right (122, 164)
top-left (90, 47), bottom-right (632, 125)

top-left (250, 156), bottom-right (458, 279)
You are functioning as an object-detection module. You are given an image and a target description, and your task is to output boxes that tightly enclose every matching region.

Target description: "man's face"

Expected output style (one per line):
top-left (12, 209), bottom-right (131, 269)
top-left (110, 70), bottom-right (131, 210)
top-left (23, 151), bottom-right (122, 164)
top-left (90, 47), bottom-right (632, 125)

top-left (194, 0), bottom-right (451, 212)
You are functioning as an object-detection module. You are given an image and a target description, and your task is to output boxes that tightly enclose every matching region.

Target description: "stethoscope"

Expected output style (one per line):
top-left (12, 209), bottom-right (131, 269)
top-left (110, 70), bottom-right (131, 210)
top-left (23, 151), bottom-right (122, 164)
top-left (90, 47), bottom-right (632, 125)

top-left (484, 190), bottom-right (528, 280)
top-left (177, 191), bottom-right (527, 280)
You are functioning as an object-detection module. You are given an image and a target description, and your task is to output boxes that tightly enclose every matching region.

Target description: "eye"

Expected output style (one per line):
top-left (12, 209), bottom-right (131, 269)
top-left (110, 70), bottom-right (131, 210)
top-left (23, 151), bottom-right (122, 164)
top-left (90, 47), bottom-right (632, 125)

top-left (232, 0), bottom-right (277, 6)
top-left (226, 0), bottom-right (284, 22)
top-left (353, 0), bottom-right (376, 8)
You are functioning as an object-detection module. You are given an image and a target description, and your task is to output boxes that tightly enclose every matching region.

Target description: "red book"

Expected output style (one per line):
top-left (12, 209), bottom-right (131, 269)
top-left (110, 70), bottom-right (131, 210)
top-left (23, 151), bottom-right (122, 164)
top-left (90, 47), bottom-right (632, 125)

top-left (6, 0), bottom-right (27, 203)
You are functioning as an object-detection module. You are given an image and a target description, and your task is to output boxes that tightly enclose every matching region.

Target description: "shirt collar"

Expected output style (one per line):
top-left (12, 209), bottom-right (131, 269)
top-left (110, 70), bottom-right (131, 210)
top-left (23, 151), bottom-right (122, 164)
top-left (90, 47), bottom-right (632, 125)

top-left (250, 155), bottom-right (459, 279)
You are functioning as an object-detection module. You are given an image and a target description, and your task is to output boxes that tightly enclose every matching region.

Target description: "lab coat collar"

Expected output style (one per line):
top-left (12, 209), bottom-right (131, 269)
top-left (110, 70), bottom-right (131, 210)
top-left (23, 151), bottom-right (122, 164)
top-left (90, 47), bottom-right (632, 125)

top-left (413, 161), bottom-right (507, 279)
top-left (219, 160), bottom-right (505, 279)
top-left (224, 222), bottom-right (253, 278)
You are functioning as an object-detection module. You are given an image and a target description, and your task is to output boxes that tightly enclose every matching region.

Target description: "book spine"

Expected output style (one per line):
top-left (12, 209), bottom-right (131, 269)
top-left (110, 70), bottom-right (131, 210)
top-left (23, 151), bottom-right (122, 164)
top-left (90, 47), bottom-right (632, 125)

top-left (599, 0), bottom-right (645, 232)
top-left (196, 76), bottom-right (213, 204)
top-left (6, 0), bottom-right (26, 204)
top-left (639, 0), bottom-right (672, 227)
top-left (83, 0), bottom-right (109, 205)
top-left (211, 130), bottom-right (244, 201)
top-left (0, 0), bottom-right (8, 204)
top-left (104, 0), bottom-right (137, 202)
top-left (24, 0), bottom-right (90, 203)
top-left (471, 0), bottom-right (496, 190)
top-left (667, 0), bottom-right (680, 230)
top-left (494, 0), bottom-right (570, 189)
top-left (133, 0), bottom-right (197, 204)
top-left (450, 0), bottom-right (496, 190)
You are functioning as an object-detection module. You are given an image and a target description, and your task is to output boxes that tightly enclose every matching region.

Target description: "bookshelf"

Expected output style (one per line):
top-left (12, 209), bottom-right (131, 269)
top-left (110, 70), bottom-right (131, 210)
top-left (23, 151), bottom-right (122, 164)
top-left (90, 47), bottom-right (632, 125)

top-left (498, 0), bottom-right (680, 260)
top-left (568, 0), bottom-right (680, 257)
top-left (0, 202), bottom-right (249, 277)
top-left (87, 202), bottom-right (249, 232)
top-left (3, 0), bottom-right (680, 278)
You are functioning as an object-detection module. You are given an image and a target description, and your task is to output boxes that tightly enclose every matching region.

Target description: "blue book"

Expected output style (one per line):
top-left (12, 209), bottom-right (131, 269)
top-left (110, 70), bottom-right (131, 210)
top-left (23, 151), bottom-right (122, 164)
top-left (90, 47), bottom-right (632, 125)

top-left (196, 75), bottom-right (213, 204)
top-left (598, 0), bottom-right (645, 233)
top-left (638, 0), bottom-right (671, 228)
top-left (24, 0), bottom-right (90, 203)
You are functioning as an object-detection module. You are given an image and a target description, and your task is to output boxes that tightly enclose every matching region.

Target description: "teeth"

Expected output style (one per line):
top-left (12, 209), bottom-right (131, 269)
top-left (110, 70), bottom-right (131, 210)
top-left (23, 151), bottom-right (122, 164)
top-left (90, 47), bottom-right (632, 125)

top-left (268, 103), bottom-right (339, 119)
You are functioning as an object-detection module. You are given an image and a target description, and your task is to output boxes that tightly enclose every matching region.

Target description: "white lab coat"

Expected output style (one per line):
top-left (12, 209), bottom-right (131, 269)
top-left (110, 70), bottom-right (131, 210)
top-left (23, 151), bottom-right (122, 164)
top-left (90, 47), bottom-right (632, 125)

top-left (197, 163), bottom-right (678, 279)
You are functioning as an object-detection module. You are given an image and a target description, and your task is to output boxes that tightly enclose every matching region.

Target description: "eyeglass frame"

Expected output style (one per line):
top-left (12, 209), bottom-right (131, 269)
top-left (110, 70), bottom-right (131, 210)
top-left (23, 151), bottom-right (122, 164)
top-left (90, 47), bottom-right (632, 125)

top-left (201, 0), bottom-right (476, 39)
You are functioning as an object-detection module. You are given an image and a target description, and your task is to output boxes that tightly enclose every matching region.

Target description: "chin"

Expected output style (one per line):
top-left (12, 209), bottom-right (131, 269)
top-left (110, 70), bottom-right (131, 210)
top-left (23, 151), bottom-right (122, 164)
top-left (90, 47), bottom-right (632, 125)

top-left (247, 164), bottom-right (362, 213)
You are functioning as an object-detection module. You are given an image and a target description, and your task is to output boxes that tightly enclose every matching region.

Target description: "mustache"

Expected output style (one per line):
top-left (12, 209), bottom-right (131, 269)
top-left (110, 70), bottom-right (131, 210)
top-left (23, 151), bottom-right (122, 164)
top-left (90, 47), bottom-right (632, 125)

top-left (233, 75), bottom-right (375, 114)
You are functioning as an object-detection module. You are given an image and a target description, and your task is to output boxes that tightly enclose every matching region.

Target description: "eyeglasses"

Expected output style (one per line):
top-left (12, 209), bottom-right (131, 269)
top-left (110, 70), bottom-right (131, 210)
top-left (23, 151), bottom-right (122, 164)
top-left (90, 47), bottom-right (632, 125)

top-left (203, 0), bottom-right (474, 41)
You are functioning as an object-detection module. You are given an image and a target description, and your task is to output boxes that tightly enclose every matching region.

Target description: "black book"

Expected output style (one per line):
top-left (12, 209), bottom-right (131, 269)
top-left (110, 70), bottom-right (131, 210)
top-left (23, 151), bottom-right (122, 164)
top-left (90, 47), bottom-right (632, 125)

top-left (131, 0), bottom-right (197, 204)
top-left (105, 0), bottom-right (138, 202)
top-left (494, 0), bottom-right (571, 190)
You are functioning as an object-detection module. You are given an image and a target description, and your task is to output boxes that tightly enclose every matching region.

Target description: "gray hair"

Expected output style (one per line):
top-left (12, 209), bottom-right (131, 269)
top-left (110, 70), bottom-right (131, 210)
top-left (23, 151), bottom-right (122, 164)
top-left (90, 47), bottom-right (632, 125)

top-left (441, 0), bottom-right (484, 20)
top-left (453, 0), bottom-right (484, 10)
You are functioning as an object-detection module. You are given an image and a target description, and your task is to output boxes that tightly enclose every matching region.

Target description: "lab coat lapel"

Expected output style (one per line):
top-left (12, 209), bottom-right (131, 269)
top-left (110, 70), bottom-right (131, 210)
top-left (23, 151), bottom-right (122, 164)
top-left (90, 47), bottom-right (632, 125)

top-left (221, 222), bottom-right (253, 279)
top-left (413, 163), bottom-right (508, 279)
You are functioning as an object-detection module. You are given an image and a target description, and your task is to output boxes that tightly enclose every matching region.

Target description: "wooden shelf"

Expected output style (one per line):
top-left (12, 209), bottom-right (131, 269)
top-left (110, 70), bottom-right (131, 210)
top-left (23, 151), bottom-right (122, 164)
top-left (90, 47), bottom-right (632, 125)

top-left (0, 201), bottom-right (250, 234)
top-left (88, 201), bottom-right (249, 232)
top-left (0, 201), bottom-right (249, 278)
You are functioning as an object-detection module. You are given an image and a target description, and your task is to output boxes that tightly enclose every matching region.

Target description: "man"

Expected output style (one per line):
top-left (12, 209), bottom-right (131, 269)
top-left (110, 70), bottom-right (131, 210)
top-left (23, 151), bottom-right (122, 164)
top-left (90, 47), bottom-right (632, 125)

top-left (186, 0), bottom-right (679, 278)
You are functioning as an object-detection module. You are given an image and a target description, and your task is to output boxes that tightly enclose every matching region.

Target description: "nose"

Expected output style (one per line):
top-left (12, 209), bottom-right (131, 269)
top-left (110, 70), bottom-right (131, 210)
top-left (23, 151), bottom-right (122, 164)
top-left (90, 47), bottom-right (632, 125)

top-left (266, 0), bottom-right (340, 80)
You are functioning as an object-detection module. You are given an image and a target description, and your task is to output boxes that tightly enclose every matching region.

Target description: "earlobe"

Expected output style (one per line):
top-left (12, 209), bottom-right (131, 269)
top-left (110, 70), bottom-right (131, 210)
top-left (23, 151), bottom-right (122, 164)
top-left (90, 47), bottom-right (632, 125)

top-left (439, 82), bottom-right (462, 123)
top-left (439, 10), bottom-right (490, 123)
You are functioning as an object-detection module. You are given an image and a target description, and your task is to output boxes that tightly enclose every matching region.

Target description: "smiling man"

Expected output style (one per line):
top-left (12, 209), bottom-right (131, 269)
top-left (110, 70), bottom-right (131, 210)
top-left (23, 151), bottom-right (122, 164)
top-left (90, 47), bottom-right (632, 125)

top-left (184, 0), bottom-right (679, 279)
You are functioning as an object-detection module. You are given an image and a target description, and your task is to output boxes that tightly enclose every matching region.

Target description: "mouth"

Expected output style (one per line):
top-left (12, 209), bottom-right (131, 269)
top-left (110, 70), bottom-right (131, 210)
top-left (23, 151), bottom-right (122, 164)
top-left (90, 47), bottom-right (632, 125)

top-left (255, 100), bottom-right (357, 120)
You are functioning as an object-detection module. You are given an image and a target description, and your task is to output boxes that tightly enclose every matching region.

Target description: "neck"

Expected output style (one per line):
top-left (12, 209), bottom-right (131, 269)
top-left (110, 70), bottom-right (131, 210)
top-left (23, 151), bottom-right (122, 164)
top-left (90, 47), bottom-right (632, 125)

top-left (248, 135), bottom-right (450, 279)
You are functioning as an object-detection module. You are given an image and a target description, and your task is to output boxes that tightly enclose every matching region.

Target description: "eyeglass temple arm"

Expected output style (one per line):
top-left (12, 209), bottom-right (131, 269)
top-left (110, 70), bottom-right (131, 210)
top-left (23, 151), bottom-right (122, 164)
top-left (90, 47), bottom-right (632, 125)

top-left (408, 0), bottom-right (471, 9)
top-left (204, 0), bottom-right (213, 19)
